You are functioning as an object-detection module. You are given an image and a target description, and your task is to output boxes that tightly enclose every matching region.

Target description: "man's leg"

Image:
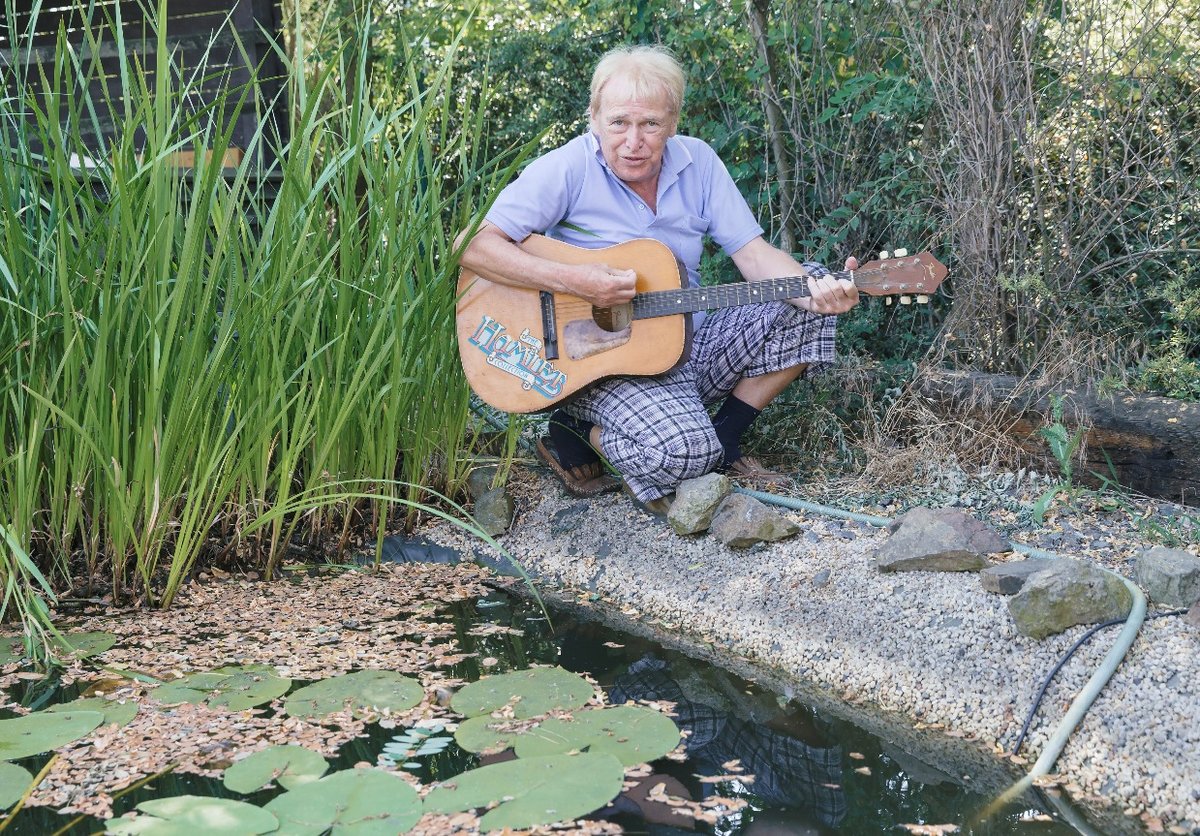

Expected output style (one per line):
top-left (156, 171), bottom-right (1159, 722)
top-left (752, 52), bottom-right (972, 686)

top-left (693, 274), bottom-right (837, 471)
top-left (565, 365), bottom-right (723, 502)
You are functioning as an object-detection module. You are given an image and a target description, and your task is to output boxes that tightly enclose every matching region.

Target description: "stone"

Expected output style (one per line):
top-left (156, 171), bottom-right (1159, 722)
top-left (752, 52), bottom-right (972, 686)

top-left (1132, 546), bottom-right (1200, 608)
top-left (1186, 601), bottom-right (1200, 630)
top-left (550, 502), bottom-right (590, 537)
top-left (467, 465), bottom-right (500, 501)
top-left (811, 568), bottom-right (832, 588)
top-left (709, 494), bottom-right (800, 549)
top-left (668, 473), bottom-right (732, 535)
top-left (473, 487), bottom-right (514, 536)
top-left (1008, 561), bottom-right (1133, 640)
top-left (875, 507), bottom-right (1006, 573)
top-left (980, 558), bottom-right (1062, 595)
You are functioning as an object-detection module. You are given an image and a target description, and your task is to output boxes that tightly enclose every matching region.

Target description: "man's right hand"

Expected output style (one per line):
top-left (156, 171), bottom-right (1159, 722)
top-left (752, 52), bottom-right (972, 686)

top-left (575, 264), bottom-right (637, 308)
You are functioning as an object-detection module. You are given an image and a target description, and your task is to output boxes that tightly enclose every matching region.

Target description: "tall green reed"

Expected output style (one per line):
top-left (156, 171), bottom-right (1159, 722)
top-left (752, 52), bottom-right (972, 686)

top-left (0, 1), bottom-right (526, 636)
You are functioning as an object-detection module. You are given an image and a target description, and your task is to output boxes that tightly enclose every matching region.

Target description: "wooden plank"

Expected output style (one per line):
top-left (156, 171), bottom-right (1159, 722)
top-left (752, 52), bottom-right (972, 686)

top-left (917, 370), bottom-right (1200, 506)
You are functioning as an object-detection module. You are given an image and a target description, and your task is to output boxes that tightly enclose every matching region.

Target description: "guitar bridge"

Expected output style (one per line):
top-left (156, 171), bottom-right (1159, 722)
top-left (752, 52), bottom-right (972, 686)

top-left (539, 291), bottom-right (559, 360)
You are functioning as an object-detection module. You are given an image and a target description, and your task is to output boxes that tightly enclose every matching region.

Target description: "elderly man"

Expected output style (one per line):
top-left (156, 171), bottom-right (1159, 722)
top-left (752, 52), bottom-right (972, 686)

top-left (458, 45), bottom-right (859, 514)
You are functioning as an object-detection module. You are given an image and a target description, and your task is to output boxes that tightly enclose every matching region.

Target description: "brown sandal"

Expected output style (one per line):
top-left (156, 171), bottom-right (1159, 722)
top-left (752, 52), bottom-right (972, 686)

top-left (535, 437), bottom-right (621, 498)
top-left (725, 455), bottom-right (789, 486)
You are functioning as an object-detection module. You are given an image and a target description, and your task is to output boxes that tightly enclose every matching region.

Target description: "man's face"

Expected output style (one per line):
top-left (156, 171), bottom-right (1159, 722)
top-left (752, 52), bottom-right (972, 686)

top-left (591, 81), bottom-right (677, 190)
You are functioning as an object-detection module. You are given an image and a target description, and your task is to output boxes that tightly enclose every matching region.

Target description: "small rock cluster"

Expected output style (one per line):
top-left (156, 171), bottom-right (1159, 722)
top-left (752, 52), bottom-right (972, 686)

top-left (870, 507), bottom-right (1176, 640)
top-left (667, 474), bottom-right (798, 547)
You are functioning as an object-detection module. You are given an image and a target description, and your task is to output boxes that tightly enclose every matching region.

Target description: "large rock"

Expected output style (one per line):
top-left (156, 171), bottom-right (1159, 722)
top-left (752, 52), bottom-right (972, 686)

top-left (875, 507), bottom-right (1007, 573)
top-left (1008, 561), bottom-right (1133, 639)
top-left (467, 465), bottom-right (500, 501)
top-left (980, 558), bottom-right (1062, 595)
top-left (668, 473), bottom-right (732, 535)
top-left (1133, 545), bottom-right (1200, 608)
top-left (709, 494), bottom-right (799, 548)
top-left (474, 487), bottom-right (514, 536)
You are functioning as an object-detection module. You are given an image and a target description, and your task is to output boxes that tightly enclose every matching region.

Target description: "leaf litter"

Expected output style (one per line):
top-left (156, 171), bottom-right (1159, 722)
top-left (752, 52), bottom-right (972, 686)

top-left (1, 562), bottom-right (493, 820)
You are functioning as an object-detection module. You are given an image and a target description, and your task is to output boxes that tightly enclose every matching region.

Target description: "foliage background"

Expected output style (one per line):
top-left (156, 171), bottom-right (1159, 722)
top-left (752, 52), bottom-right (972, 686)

top-left (1, 0), bottom-right (1197, 632)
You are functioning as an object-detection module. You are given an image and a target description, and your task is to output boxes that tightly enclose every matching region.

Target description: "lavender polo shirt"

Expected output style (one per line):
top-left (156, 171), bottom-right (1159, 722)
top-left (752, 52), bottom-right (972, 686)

top-left (485, 132), bottom-right (764, 298)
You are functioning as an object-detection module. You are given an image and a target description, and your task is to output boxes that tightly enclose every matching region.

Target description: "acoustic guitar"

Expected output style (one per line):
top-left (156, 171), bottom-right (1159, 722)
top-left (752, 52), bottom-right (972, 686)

top-left (457, 235), bottom-right (946, 413)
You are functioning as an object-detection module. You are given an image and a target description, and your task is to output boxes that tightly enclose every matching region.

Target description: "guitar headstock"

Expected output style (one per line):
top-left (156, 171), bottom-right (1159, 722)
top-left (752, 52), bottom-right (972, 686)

top-left (854, 249), bottom-right (947, 301)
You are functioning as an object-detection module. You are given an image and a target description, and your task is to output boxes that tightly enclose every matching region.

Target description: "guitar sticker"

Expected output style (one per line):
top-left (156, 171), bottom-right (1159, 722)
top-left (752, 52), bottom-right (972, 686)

top-left (468, 315), bottom-right (566, 399)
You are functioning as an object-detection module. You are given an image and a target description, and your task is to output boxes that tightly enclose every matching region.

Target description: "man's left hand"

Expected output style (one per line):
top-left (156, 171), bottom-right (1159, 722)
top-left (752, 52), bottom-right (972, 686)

top-left (797, 256), bottom-right (859, 315)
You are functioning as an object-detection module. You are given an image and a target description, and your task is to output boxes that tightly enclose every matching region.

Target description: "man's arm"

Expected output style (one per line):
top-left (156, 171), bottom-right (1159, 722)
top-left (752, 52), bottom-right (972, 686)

top-left (729, 236), bottom-right (859, 315)
top-left (455, 222), bottom-right (636, 309)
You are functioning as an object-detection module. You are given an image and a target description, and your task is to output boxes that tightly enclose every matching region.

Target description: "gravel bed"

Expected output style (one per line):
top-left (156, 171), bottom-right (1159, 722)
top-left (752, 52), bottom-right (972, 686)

top-left (423, 462), bottom-right (1200, 835)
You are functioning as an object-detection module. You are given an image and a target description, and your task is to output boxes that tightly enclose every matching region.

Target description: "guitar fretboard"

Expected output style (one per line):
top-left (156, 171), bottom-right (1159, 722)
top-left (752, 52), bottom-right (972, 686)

top-left (630, 268), bottom-right (873, 319)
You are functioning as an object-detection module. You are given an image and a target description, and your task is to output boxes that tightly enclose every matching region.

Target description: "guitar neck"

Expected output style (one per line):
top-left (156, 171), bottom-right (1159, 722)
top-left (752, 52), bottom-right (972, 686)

top-left (631, 268), bottom-right (862, 319)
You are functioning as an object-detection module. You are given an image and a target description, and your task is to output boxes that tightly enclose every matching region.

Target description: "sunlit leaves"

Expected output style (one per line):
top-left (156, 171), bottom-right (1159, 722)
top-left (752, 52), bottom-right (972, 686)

top-left (105, 795), bottom-right (279, 835)
top-left (283, 670), bottom-right (422, 719)
top-left (152, 665), bottom-right (291, 711)
top-left (451, 666), bottom-right (594, 719)
top-left (512, 705), bottom-right (681, 766)
top-left (222, 745), bottom-right (329, 793)
top-left (0, 762), bottom-right (33, 809)
top-left (0, 711), bottom-right (105, 761)
top-left (424, 753), bottom-right (624, 831)
top-left (263, 768), bottom-right (422, 835)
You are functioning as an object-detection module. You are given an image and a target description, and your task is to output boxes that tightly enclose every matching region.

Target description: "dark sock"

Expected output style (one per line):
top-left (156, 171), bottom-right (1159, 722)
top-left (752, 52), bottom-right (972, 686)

top-left (548, 409), bottom-right (599, 470)
top-left (711, 395), bottom-right (761, 467)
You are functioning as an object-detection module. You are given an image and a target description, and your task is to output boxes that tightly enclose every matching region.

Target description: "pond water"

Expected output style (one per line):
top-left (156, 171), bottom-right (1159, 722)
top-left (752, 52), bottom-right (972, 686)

top-left (2, 588), bottom-right (1089, 835)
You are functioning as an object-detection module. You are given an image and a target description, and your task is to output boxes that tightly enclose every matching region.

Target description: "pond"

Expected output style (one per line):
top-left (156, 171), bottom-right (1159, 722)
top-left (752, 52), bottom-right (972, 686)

top-left (0, 565), bottom-right (1096, 835)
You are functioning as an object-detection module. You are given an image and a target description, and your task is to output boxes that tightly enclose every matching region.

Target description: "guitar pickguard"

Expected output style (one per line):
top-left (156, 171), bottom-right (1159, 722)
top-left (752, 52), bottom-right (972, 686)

top-left (466, 314), bottom-right (567, 400)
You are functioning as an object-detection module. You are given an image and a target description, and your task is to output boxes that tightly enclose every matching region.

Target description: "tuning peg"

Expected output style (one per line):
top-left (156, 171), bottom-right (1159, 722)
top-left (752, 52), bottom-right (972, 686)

top-left (899, 295), bottom-right (912, 305)
top-left (879, 250), bottom-right (890, 260)
top-left (894, 248), bottom-right (909, 258)
top-left (916, 294), bottom-right (930, 304)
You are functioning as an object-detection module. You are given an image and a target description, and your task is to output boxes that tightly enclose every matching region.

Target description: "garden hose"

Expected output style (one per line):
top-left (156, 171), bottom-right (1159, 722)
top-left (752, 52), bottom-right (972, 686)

top-left (735, 486), bottom-right (1150, 821)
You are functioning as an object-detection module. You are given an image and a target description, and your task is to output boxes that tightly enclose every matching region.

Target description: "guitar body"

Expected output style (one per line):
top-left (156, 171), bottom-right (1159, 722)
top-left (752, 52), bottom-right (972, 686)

top-left (457, 236), bottom-right (688, 413)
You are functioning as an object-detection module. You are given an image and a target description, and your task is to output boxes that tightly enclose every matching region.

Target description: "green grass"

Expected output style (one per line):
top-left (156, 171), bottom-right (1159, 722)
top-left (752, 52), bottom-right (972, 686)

top-left (0, 3), bottom-right (528, 645)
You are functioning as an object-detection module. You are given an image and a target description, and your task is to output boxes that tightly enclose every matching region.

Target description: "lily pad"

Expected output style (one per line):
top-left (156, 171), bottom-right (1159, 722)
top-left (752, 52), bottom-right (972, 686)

top-left (47, 696), bottom-right (138, 728)
top-left (51, 631), bottom-right (117, 658)
top-left (223, 745), bottom-right (329, 793)
top-left (106, 795), bottom-right (278, 835)
top-left (513, 705), bottom-right (681, 766)
top-left (263, 767), bottom-right (421, 835)
top-left (0, 762), bottom-right (33, 809)
top-left (283, 670), bottom-right (422, 719)
top-left (0, 636), bottom-right (25, 666)
top-left (424, 752), bottom-right (624, 831)
top-left (453, 714), bottom-right (526, 754)
top-left (450, 666), bottom-right (594, 719)
top-left (0, 710), bottom-right (104, 761)
top-left (153, 665), bottom-right (291, 711)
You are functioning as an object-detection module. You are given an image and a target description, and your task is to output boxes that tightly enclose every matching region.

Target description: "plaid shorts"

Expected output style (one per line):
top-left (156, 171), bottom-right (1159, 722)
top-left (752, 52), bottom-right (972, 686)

top-left (566, 264), bottom-right (836, 501)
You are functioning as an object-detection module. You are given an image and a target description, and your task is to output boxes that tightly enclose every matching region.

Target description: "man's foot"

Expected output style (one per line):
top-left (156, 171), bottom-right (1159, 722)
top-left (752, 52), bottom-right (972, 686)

top-left (724, 455), bottom-right (789, 486)
top-left (535, 437), bottom-right (620, 497)
top-left (622, 482), bottom-right (673, 516)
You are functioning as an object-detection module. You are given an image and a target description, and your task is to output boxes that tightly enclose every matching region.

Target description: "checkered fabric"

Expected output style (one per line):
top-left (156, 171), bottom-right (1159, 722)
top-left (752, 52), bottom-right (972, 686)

top-left (565, 263), bottom-right (837, 501)
top-left (610, 655), bottom-right (846, 829)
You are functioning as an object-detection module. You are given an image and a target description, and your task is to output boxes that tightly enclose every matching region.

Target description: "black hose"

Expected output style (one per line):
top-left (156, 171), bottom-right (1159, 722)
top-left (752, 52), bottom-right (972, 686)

top-left (1012, 608), bottom-right (1188, 755)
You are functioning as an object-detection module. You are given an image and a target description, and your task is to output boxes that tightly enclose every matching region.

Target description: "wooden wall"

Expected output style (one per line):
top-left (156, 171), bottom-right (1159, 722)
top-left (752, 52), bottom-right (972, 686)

top-left (0, 0), bottom-right (287, 165)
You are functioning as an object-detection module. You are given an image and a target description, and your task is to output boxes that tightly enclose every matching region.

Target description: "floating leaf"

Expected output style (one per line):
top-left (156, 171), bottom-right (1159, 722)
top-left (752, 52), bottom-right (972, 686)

top-left (451, 666), bottom-right (593, 719)
top-left (283, 670), bottom-right (422, 719)
top-left (0, 636), bottom-right (25, 666)
top-left (513, 705), bottom-right (681, 766)
top-left (453, 714), bottom-right (525, 754)
top-left (264, 767), bottom-right (421, 835)
top-left (47, 697), bottom-right (138, 728)
top-left (223, 744), bottom-right (329, 793)
top-left (153, 665), bottom-right (291, 711)
top-left (51, 631), bottom-right (117, 658)
top-left (424, 752), bottom-right (624, 831)
top-left (0, 711), bottom-right (104, 761)
top-left (105, 795), bottom-right (278, 835)
top-left (0, 762), bottom-right (33, 808)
